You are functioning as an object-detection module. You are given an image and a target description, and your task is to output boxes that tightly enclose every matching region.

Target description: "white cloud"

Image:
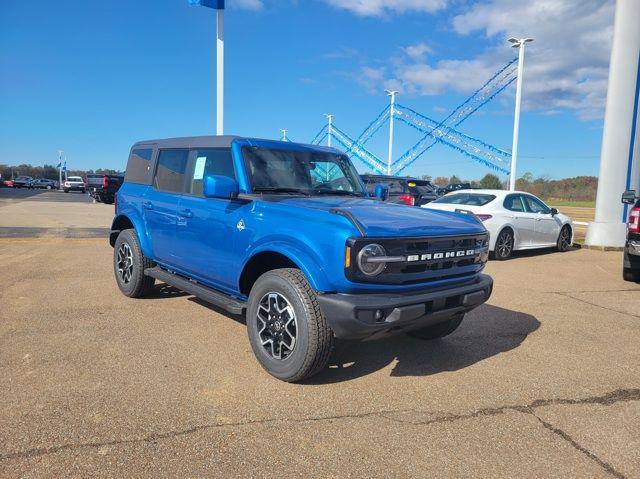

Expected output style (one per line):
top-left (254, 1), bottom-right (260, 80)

top-left (230, 0), bottom-right (264, 11)
top-left (355, 0), bottom-right (615, 120)
top-left (402, 43), bottom-right (433, 61)
top-left (323, 0), bottom-right (447, 17)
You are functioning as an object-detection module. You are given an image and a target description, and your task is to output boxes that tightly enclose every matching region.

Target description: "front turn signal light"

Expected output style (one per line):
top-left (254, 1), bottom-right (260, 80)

top-left (345, 246), bottom-right (351, 268)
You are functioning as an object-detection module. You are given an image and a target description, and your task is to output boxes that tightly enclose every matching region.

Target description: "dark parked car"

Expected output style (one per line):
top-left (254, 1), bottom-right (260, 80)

top-left (622, 190), bottom-right (640, 282)
top-left (360, 175), bottom-right (439, 206)
top-left (437, 182), bottom-right (472, 196)
top-left (30, 178), bottom-right (58, 190)
top-left (86, 174), bottom-right (124, 204)
top-left (12, 176), bottom-right (33, 188)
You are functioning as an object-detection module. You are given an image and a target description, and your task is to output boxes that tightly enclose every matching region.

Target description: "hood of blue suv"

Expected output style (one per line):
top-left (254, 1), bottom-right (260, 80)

top-left (270, 196), bottom-right (486, 237)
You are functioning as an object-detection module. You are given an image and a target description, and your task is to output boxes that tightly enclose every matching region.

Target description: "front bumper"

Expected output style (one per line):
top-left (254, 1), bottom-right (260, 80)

top-left (317, 274), bottom-right (493, 340)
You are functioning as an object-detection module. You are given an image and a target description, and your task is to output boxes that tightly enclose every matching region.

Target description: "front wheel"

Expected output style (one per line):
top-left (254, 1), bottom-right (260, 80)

top-left (494, 228), bottom-right (514, 260)
top-left (556, 225), bottom-right (572, 252)
top-left (246, 268), bottom-right (334, 382)
top-left (623, 267), bottom-right (640, 282)
top-left (113, 229), bottom-right (155, 298)
top-left (407, 314), bottom-right (464, 340)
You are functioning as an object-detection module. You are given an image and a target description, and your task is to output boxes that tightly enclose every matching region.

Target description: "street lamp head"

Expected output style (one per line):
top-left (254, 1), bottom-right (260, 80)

top-left (508, 37), bottom-right (534, 47)
top-left (385, 89), bottom-right (398, 96)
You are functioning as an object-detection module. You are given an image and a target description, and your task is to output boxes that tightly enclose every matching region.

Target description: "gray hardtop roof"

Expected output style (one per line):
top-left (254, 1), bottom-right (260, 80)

top-left (132, 135), bottom-right (340, 153)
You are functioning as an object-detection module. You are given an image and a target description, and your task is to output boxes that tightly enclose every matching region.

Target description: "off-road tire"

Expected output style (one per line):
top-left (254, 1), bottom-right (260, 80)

top-left (247, 268), bottom-right (334, 382)
top-left (407, 314), bottom-right (464, 340)
top-left (113, 229), bottom-right (155, 298)
top-left (556, 225), bottom-right (572, 252)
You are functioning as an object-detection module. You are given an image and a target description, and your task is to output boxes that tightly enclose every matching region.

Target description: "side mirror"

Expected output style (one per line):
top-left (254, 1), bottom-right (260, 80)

top-left (622, 190), bottom-right (637, 204)
top-left (374, 184), bottom-right (389, 201)
top-left (203, 175), bottom-right (239, 199)
top-left (550, 207), bottom-right (558, 216)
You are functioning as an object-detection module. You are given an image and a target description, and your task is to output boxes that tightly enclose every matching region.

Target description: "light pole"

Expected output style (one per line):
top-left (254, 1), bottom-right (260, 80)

top-left (280, 129), bottom-right (288, 141)
top-left (508, 37), bottom-right (533, 191)
top-left (324, 114), bottom-right (333, 147)
top-left (57, 150), bottom-right (64, 189)
top-left (190, 0), bottom-right (225, 135)
top-left (385, 90), bottom-right (398, 175)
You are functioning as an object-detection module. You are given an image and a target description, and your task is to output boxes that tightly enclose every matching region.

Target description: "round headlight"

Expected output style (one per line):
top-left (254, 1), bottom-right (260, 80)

top-left (357, 243), bottom-right (386, 276)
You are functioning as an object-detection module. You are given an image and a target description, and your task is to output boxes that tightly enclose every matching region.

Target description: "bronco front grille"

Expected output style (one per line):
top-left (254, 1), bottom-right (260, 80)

top-left (346, 233), bottom-right (489, 284)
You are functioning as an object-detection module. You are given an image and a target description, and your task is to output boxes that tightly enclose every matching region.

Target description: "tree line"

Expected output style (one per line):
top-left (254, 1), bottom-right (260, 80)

top-left (427, 172), bottom-right (598, 202)
top-left (2, 161), bottom-right (598, 202)
top-left (0, 164), bottom-right (123, 181)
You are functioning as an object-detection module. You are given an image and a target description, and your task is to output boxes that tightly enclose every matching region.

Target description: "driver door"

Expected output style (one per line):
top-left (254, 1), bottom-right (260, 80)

top-left (522, 195), bottom-right (560, 246)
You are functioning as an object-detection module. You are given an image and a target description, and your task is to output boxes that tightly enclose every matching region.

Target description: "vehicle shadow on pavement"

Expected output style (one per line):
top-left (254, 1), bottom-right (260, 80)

top-left (146, 283), bottom-right (191, 299)
top-left (307, 304), bottom-right (540, 384)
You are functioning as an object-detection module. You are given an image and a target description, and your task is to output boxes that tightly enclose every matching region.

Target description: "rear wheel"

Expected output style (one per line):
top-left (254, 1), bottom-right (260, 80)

top-left (246, 268), bottom-right (334, 382)
top-left (407, 314), bottom-right (464, 340)
top-left (113, 229), bottom-right (155, 298)
top-left (556, 225), bottom-right (572, 252)
top-left (494, 228), bottom-right (514, 260)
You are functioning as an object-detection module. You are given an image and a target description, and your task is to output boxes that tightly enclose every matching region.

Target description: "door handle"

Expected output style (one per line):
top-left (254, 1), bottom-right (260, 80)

top-left (180, 209), bottom-right (193, 219)
top-left (142, 201), bottom-right (153, 210)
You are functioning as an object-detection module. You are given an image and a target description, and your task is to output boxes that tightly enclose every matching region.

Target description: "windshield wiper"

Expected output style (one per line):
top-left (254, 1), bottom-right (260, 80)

top-left (312, 189), bottom-right (363, 197)
top-left (252, 187), bottom-right (310, 196)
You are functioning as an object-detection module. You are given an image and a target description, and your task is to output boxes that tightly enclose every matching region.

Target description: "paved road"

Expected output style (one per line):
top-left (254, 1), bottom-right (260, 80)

top-left (0, 187), bottom-right (91, 203)
top-left (0, 239), bottom-right (638, 478)
top-left (0, 188), bottom-right (113, 235)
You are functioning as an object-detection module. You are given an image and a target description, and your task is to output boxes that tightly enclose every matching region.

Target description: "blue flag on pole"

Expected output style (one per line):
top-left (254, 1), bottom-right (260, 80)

top-left (56, 162), bottom-right (62, 168)
top-left (62, 162), bottom-right (67, 171)
top-left (189, 0), bottom-right (224, 8)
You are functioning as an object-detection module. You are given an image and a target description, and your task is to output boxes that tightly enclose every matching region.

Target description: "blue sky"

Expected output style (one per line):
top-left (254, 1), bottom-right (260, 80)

top-left (0, 0), bottom-right (612, 180)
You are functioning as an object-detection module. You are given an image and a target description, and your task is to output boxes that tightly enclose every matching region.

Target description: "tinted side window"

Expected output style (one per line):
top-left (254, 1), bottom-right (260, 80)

top-left (503, 194), bottom-right (525, 212)
top-left (188, 149), bottom-right (235, 196)
top-left (154, 149), bottom-right (189, 193)
top-left (385, 180), bottom-right (406, 194)
top-left (523, 195), bottom-right (551, 214)
top-left (125, 148), bottom-right (154, 184)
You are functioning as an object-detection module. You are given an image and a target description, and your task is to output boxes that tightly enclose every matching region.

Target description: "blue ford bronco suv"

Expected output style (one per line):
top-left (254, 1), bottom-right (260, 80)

top-left (110, 136), bottom-right (492, 381)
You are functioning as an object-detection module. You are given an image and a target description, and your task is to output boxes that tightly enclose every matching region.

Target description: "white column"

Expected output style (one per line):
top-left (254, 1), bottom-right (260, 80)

top-left (386, 90), bottom-right (397, 175)
top-left (216, 9), bottom-right (224, 135)
top-left (586, 0), bottom-right (640, 247)
top-left (509, 41), bottom-right (529, 191)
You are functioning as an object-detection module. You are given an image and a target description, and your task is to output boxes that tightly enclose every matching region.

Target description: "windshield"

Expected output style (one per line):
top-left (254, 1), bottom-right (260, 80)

top-left (68, 177), bottom-right (83, 182)
top-left (243, 147), bottom-right (365, 196)
top-left (432, 193), bottom-right (496, 206)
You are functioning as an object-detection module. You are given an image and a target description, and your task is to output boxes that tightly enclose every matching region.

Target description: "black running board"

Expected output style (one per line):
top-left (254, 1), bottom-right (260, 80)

top-left (144, 267), bottom-right (246, 315)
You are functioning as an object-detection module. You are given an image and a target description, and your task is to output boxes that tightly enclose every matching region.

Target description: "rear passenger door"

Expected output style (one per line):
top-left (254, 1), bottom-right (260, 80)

top-left (175, 148), bottom-right (240, 291)
top-left (502, 194), bottom-right (536, 247)
top-left (143, 149), bottom-right (189, 265)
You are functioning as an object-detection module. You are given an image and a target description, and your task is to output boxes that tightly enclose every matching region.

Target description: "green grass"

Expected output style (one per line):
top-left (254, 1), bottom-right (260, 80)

top-left (545, 199), bottom-right (595, 208)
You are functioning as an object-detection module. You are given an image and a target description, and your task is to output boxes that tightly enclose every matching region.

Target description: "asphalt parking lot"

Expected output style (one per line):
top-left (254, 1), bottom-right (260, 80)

top-left (1, 190), bottom-right (639, 478)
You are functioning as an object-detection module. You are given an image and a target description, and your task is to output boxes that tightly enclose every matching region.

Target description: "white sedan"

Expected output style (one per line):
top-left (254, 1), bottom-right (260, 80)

top-left (422, 189), bottom-right (573, 260)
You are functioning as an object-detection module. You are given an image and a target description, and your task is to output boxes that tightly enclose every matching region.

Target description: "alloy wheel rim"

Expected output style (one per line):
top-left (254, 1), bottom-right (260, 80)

top-left (257, 292), bottom-right (297, 360)
top-left (560, 228), bottom-right (571, 249)
top-left (497, 232), bottom-right (512, 257)
top-left (116, 243), bottom-right (134, 284)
